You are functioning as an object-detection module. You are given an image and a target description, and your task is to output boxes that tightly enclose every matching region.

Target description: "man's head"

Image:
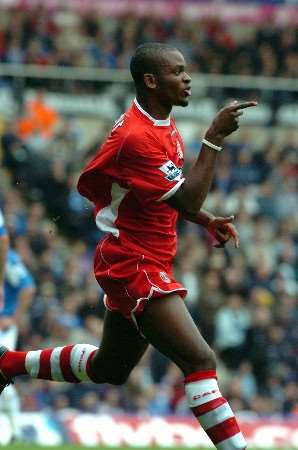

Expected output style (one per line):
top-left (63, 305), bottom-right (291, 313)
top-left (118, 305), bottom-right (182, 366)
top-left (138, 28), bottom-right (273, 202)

top-left (130, 42), bottom-right (191, 108)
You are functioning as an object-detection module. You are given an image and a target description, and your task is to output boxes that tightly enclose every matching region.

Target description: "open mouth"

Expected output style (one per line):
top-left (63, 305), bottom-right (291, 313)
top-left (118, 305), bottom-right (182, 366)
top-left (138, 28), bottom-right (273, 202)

top-left (183, 87), bottom-right (191, 97)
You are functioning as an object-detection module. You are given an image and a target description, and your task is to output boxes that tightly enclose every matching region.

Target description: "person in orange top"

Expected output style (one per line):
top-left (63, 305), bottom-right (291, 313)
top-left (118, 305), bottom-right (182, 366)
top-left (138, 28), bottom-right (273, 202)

top-left (18, 90), bottom-right (59, 140)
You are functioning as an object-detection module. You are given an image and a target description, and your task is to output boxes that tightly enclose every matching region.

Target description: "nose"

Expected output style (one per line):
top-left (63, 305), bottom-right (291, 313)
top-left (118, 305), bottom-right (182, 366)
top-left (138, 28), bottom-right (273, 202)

top-left (184, 72), bottom-right (191, 83)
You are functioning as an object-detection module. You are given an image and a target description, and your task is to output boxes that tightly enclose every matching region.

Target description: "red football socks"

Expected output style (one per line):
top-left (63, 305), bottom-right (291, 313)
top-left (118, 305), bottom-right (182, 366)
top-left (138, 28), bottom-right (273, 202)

top-left (1, 345), bottom-right (98, 383)
top-left (0, 351), bottom-right (27, 378)
top-left (185, 370), bottom-right (247, 450)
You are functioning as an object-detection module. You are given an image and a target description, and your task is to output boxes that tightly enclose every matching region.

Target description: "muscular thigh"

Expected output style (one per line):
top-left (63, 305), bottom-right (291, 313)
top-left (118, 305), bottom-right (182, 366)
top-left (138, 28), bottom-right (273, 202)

top-left (92, 310), bottom-right (149, 384)
top-left (137, 294), bottom-right (215, 376)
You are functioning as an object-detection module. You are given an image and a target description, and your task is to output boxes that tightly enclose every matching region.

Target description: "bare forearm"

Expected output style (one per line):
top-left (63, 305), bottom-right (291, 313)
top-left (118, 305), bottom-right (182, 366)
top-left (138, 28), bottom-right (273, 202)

top-left (181, 208), bottom-right (215, 227)
top-left (168, 134), bottom-right (223, 215)
top-left (182, 137), bottom-right (222, 213)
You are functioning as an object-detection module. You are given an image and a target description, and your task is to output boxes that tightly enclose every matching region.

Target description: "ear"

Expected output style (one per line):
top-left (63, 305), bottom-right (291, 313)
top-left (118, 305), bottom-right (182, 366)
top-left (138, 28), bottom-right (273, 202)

top-left (143, 73), bottom-right (157, 89)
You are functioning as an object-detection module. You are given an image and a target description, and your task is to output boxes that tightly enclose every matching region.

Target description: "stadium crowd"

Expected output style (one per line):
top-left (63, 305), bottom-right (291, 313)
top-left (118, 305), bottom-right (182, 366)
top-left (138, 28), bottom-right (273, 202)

top-left (0, 7), bottom-right (297, 421)
top-left (0, 8), bottom-right (297, 80)
top-left (0, 106), bottom-right (297, 419)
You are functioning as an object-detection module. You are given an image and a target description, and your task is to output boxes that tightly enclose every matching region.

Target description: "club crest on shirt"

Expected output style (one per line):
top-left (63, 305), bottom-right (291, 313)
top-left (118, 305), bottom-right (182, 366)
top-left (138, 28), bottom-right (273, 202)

top-left (159, 160), bottom-right (182, 181)
top-left (176, 140), bottom-right (183, 159)
top-left (159, 271), bottom-right (171, 283)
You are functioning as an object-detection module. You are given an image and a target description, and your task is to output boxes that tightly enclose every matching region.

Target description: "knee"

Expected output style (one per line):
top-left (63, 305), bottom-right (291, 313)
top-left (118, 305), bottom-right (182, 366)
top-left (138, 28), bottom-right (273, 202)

top-left (89, 368), bottom-right (129, 385)
top-left (182, 347), bottom-right (217, 375)
top-left (198, 347), bottom-right (217, 370)
top-left (90, 352), bottom-right (131, 385)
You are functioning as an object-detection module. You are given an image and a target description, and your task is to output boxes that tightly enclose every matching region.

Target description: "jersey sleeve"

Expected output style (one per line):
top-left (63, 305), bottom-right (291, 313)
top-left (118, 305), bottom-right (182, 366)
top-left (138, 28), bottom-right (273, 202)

top-left (6, 251), bottom-right (35, 291)
top-left (0, 209), bottom-right (7, 236)
top-left (119, 133), bottom-right (185, 203)
top-left (19, 269), bottom-right (35, 291)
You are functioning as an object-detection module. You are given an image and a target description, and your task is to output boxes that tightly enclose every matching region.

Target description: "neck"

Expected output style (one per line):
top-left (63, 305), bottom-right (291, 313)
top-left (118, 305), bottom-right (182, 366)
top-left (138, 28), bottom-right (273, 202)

top-left (136, 94), bottom-right (171, 120)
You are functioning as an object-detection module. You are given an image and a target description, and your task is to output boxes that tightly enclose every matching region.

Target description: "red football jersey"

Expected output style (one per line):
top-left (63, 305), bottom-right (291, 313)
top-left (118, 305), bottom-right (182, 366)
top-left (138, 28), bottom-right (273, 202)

top-left (77, 99), bottom-right (185, 266)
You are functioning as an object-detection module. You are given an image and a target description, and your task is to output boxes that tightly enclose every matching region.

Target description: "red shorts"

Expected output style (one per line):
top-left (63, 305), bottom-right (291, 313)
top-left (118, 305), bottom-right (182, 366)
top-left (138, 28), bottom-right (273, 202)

top-left (94, 235), bottom-right (187, 320)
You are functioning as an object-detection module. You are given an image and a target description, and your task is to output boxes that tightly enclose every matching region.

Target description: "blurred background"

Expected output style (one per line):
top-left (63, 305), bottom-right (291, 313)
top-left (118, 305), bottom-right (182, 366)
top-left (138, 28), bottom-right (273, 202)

top-left (0, 0), bottom-right (297, 447)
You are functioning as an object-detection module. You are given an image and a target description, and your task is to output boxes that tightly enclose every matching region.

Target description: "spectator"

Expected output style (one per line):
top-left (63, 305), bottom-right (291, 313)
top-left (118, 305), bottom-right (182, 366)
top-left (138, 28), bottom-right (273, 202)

top-left (214, 294), bottom-right (251, 370)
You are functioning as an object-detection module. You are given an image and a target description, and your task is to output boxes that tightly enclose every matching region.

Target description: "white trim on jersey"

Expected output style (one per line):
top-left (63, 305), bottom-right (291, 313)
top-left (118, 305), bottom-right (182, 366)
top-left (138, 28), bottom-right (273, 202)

top-left (158, 178), bottom-right (185, 202)
top-left (134, 98), bottom-right (171, 127)
top-left (95, 183), bottom-right (129, 237)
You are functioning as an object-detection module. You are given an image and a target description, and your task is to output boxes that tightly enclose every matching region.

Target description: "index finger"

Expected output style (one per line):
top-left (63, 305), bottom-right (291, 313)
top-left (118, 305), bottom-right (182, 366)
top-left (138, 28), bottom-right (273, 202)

top-left (232, 101), bottom-right (258, 111)
top-left (217, 215), bottom-right (235, 224)
top-left (227, 224), bottom-right (240, 248)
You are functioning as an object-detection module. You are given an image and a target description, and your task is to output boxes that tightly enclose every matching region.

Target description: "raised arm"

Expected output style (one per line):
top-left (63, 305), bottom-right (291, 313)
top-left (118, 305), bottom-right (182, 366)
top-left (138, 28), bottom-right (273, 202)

top-left (167, 101), bottom-right (257, 216)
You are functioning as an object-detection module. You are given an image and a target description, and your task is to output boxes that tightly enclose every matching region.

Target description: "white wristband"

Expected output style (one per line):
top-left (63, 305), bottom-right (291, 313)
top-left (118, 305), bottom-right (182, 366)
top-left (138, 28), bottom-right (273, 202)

top-left (202, 138), bottom-right (223, 152)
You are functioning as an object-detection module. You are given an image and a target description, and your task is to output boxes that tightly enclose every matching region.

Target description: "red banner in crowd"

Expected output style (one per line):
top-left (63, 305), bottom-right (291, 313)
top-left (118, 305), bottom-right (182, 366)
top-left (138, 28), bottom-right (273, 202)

top-left (0, 0), bottom-right (298, 25)
top-left (62, 414), bottom-right (298, 448)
